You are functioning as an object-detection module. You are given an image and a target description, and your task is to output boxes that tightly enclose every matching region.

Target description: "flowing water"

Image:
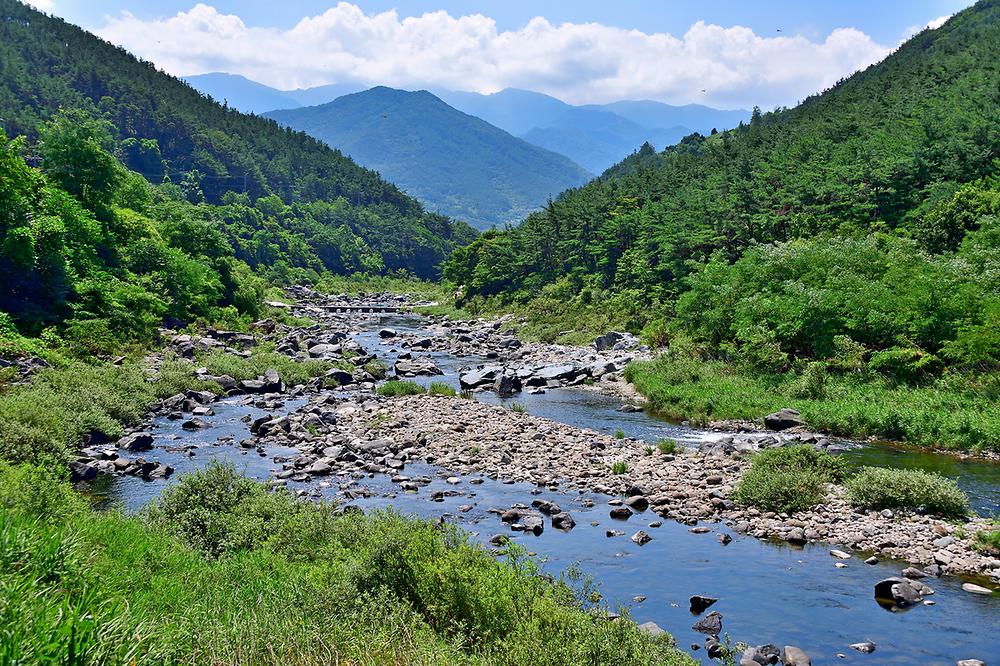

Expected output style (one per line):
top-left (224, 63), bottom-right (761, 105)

top-left (93, 313), bottom-right (1000, 664)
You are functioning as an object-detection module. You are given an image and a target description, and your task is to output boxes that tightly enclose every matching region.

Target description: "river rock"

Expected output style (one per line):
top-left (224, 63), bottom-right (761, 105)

top-left (494, 371), bottom-right (522, 397)
top-left (118, 432), bottom-right (154, 452)
top-left (378, 328), bottom-right (397, 338)
top-left (692, 611), bottom-right (722, 635)
top-left (689, 595), bottom-right (718, 614)
top-left (874, 577), bottom-right (922, 607)
top-left (956, 660), bottom-right (986, 666)
top-left (623, 495), bottom-right (649, 511)
top-left (594, 332), bottom-right (624, 351)
top-left (460, 365), bottom-right (501, 388)
top-left (764, 408), bottom-right (805, 431)
top-left (961, 583), bottom-right (993, 595)
top-left (610, 507), bottom-right (633, 520)
top-left (631, 530), bottom-right (653, 545)
top-left (850, 641), bottom-right (876, 654)
top-left (69, 460), bottom-right (98, 482)
top-left (394, 357), bottom-right (442, 377)
top-left (782, 646), bottom-right (811, 665)
top-left (637, 621), bottom-right (665, 637)
top-left (325, 368), bottom-right (354, 385)
top-left (551, 512), bottom-right (576, 530)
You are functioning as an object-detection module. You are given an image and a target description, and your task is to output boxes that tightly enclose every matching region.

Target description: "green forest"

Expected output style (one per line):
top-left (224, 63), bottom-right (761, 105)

top-left (446, 0), bottom-right (1000, 451)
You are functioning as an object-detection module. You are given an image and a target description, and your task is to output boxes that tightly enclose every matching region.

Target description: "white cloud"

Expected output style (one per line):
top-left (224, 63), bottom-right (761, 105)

top-left (95, 2), bottom-right (894, 109)
top-left (25, 0), bottom-right (54, 10)
top-left (902, 14), bottom-right (952, 41)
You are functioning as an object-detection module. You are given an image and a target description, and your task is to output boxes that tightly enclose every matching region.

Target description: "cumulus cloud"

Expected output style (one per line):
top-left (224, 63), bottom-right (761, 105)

top-left (902, 14), bottom-right (952, 41)
top-left (25, 0), bottom-right (54, 10)
top-left (95, 2), bottom-right (894, 109)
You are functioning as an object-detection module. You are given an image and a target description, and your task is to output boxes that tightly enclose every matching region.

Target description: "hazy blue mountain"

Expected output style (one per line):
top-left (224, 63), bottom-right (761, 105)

top-left (284, 82), bottom-right (366, 107)
top-left (266, 87), bottom-right (592, 230)
top-left (183, 73), bottom-right (302, 114)
top-left (581, 100), bottom-right (750, 135)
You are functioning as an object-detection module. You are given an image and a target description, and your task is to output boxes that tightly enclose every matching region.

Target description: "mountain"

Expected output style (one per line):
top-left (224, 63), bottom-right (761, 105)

top-left (266, 87), bottom-right (592, 230)
top-left (0, 0), bottom-right (475, 278)
top-left (580, 100), bottom-right (749, 135)
top-left (284, 82), bottom-right (366, 108)
top-left (435, 88), bottom-right (747, 174)
top-left (183, 73), bottom-right (302, 115)
top-left (447, 1), bottom-right (1000, 303)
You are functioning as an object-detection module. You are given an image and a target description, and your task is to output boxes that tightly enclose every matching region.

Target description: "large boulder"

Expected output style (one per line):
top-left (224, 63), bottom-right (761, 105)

top-left (535, 364), bottom-right (577, 382)
top-left (782, 646), bottom-right (811, 666)
top-left (692, 611), bottom-right (722, 635)
top-left (493, 371), bottom-right (522, 397)
top-left (460, 365), bottom-right (502, 389)
top-left (594, 332), bottom-right (624, 351)
top-left (118, 432), bottom-right (154, 452)
top-left (764, 408), bottom-right (805, 431)
top-left (874, 577), bottom-right (923, 607)
top-left (551, 512), bottom-right (576, 531)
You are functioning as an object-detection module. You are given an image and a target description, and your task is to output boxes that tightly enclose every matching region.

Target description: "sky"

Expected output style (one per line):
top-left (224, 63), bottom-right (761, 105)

top-left (25, 0), bottom-right (973, 109)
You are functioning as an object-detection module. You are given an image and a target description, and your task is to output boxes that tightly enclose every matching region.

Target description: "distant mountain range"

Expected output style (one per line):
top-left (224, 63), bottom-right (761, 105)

top-left (186, 73), bottom-right (749, 173)
top-left (265, 87), bottom-right (592, 230)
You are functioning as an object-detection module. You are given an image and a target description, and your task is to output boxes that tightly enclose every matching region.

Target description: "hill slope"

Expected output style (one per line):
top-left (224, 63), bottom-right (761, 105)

top-left (266, 87), bottom-right (593, 229)
top-left (0, 0), bottom-right (475, 277)
top-left (448, 1), bottom-right (1000, 320)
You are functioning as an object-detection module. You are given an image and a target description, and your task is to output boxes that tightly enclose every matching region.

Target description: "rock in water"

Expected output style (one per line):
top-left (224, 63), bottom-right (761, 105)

top-left (764, 408), bottom-right (805, 431)
top-left (849, 641), bottom-right (876, 654)
top-left (961, 583), bottom-right (993, 595)
top-left (689, 595), bottom-right (718, 614)
top-left (782, 646), bottom-right (811, 665)
top-left (692, 611), bottom-right (722, 635)
top-left (630, 530), bottom-right (652, 545)
top-left (551, 512), bottom-right (576, 531)
top-left (493, 371), bottom-right (522, 396)
top-left (874, 577), bottom-right (923, 607)
top-left (118, 432), bottom-right (154, 452)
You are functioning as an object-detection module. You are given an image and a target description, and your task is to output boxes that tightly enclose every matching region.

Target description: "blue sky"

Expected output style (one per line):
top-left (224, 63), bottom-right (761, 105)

top-left (29, 0), bottom-right (974, 108)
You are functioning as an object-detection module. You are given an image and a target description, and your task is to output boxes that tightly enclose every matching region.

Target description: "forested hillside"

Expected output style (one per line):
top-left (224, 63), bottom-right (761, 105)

top-left (447, 1), bottom-right (1000, 376)
top-left (0, 0), bottom-right (475, 283)
top-left (267, 87), bottom-right (592, 230)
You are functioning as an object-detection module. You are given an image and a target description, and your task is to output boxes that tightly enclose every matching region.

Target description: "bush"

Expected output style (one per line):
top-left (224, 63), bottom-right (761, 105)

top-left (428, 382), bottom-right (457, 397)
top-left (845, 467), bottom-right (970, 518)
top-left (612, 461), bottom-right (628, 475)
top-left (733, 446), bottom-right (847, 513)
top-left (657, 439), bottom-right (679, 455)
top-left (377, 380), bottom-right (425, 397)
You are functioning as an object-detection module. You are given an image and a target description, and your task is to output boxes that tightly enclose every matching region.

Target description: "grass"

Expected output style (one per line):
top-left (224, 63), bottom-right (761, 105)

top-left (377, 380), bottom-right (426, 397)
top-left (972, 521), bottom-right (1000, 555)
top-left (845, 467), bottom-right (970, 518)
top-left (198, 345), bottom-right (333, 387)
top-left (0, 461), bottom-right (694, 665)
top-left (657, 439), bottom-right (679, 455)
top-left (626, 353), bottom-right (1000, 454)
top-left (508, 402), bottom-right (527, 413)
top-left (612, 461), bottom-right (629, 475)
top-left (428, 382), bottom-right (458, 397)
top-left (733, 446), bottom-right (849, 513)
top-left (615, 429), bottom-right (626, 439)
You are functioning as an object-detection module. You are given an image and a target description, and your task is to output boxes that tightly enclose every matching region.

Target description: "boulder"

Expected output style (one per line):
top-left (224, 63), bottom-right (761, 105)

top-left (118, 432), bottom-right (154, 452)
top-left (535, 364), bottom-right (577, 382)
top-left (594, 332), bottom-right (624, 351)
top-left (69, 460), bottom-right (97, 482)
top-left (874, 577), bottom-right (922, 607)
top-left (623, 495), bottom-right (649, 512)
top-left (692, 611), bottom-right (722, 635)
top-left (263, 369), bottom-right (282, 393)
top-left (764, 408), bottom-right (805, 431)
top-left (460, 365), bottom-right (502, 389)
top-left (782, 646), bottom-right (811, 665)
top-left (689, 595), bottom-right (718, 614)
top-left (324, 368), bottom-right (354, 385)
top-left (961, 583), bottom-right (993, 595)
top-left (637, 621), bottom-right (665, 637)
top-left (378, 328), bottom-right (397, 338)
top-left (494, 371), bottom-right (522, 397)
top-left (394, 357), bottom-right (443, 377)
top-left (849, 642), bottom-right (876, 654)
top-left (630, 530), bottom-right (653, 546)
top-left (610, 507), bottom-right (633, 520)
top-left (551, 512), bottom-right (576, 531)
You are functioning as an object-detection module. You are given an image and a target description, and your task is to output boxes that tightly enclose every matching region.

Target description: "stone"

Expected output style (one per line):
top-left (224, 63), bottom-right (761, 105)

top-left (324, 368), bottom-right (354, 385)
top-left (956, 660), bottom-right (986, 666)
top-left (961, 583), bottom-right (993, 595)
top-left (637, 621), bottom-right (665, 637)
top-left (610, 506), bottom-right (633, 520)
top-left (119, 432), bottom-right (154, 452)
top-left (493, 371), bottom-right (523, 397)
top-left (394, 357), bottom-right (443, 377)
top-left (594, 332), bottom-right (624, 351)
top-left (623, 495), bottom-right (649, 511)
top-left (874, 578), bottom-right (922, 607)
top-left (764, 408), bottom-right (805, 431)
top-left (460, 365), bottom-right (502, 389)
top-left (786, 528), bottom-right (806, 544)
top-left (69, 461), bottom-right (97, 482)
top-left (535, 364), bottom-right (577, 382)
top-left (378, 328), bottom-right (397, 338)
top-left (521, 515), bottom-right (544, 536)
top-left (689, 595), bottom-right (718, 614)
top-left (552, 512), bottom-right (576, 531)
top-left (902, 567), bottom-right (927, 579)
top-left (692, 611), bottom-right (722, 635)
top-left (630, 530), bottom-right (653, 545)
top-left (782, 646), bottom-right (811, 665)
top-left (849, 641), bottom-right (876, 654)
top-left (830, 549), bottom-right (852, 559)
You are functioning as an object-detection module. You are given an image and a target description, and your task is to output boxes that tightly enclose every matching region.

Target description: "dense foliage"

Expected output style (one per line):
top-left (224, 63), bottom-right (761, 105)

top-left (733, 446), bottom-right (848, 513)
top-left (0, 0), bottom-right (475, 280)
top-left (446, 2), bottom-right (1000, 374)
top-left (0, 461), bottom-right (693, 665)
top-left (267, 87), bottom-right (592, 230)
top-left (845, 467), bottom-right (970, 518)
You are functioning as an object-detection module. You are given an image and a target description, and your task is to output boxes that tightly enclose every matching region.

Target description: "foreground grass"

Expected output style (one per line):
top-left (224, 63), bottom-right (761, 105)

top-left (0, 462), bottom-right (693, 665)
top-left (626, 354), bottom-right (1000, 454)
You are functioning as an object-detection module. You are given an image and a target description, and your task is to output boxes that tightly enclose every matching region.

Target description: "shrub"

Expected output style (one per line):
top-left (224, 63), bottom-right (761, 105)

top-left (612, 461), bottom-right (628, 475)
top-left (363, 359), bottom-right (388, 379)
top-left (508, 402), bottom-right (526, 413)
top-left (845, 467), bottom-right (970, 518)
top-left (657, 439), bottom-right (679, 455)
top-left (733, 445), bottom-right (848, 513)
top-left (615, 429), bottom-right (626, 439)
top-left (377, 380), bottom-right (425, 397)
top-left (427, 382), bottom-right (457, 397)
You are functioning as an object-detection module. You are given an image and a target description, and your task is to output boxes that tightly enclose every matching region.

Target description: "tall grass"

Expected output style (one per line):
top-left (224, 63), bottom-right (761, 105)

top-left (626, 354), bottom-right (1000, 453)
top-left (377, 380), bottom-right (426, 397)
top-left (0, 462), bottom-right (694, 665)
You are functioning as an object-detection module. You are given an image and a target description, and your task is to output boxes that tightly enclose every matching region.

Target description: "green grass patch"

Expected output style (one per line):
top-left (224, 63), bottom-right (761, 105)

top-left (734, 446), bottom-right (848, 513)
top-left (199, 345), bottom-right (332, 387)
top-left (845, 467), bottom-right (970, 518)
top-left (377, 380), bottom-right (426, 397)
top-left (972, 521), bottom-right (1000, 555)
top-left (428, 382), bottom-right (458, 397)
top-left (0, 462), bottom-right (694, 665)
top-left (657, 439), bottom-right (679, 455)
top-left (612, 461), bottom-right (628, 475)
top-left (508, 402), bottom-right (526, 413)
top-left (626, 354), bottom-right (1000, 454)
